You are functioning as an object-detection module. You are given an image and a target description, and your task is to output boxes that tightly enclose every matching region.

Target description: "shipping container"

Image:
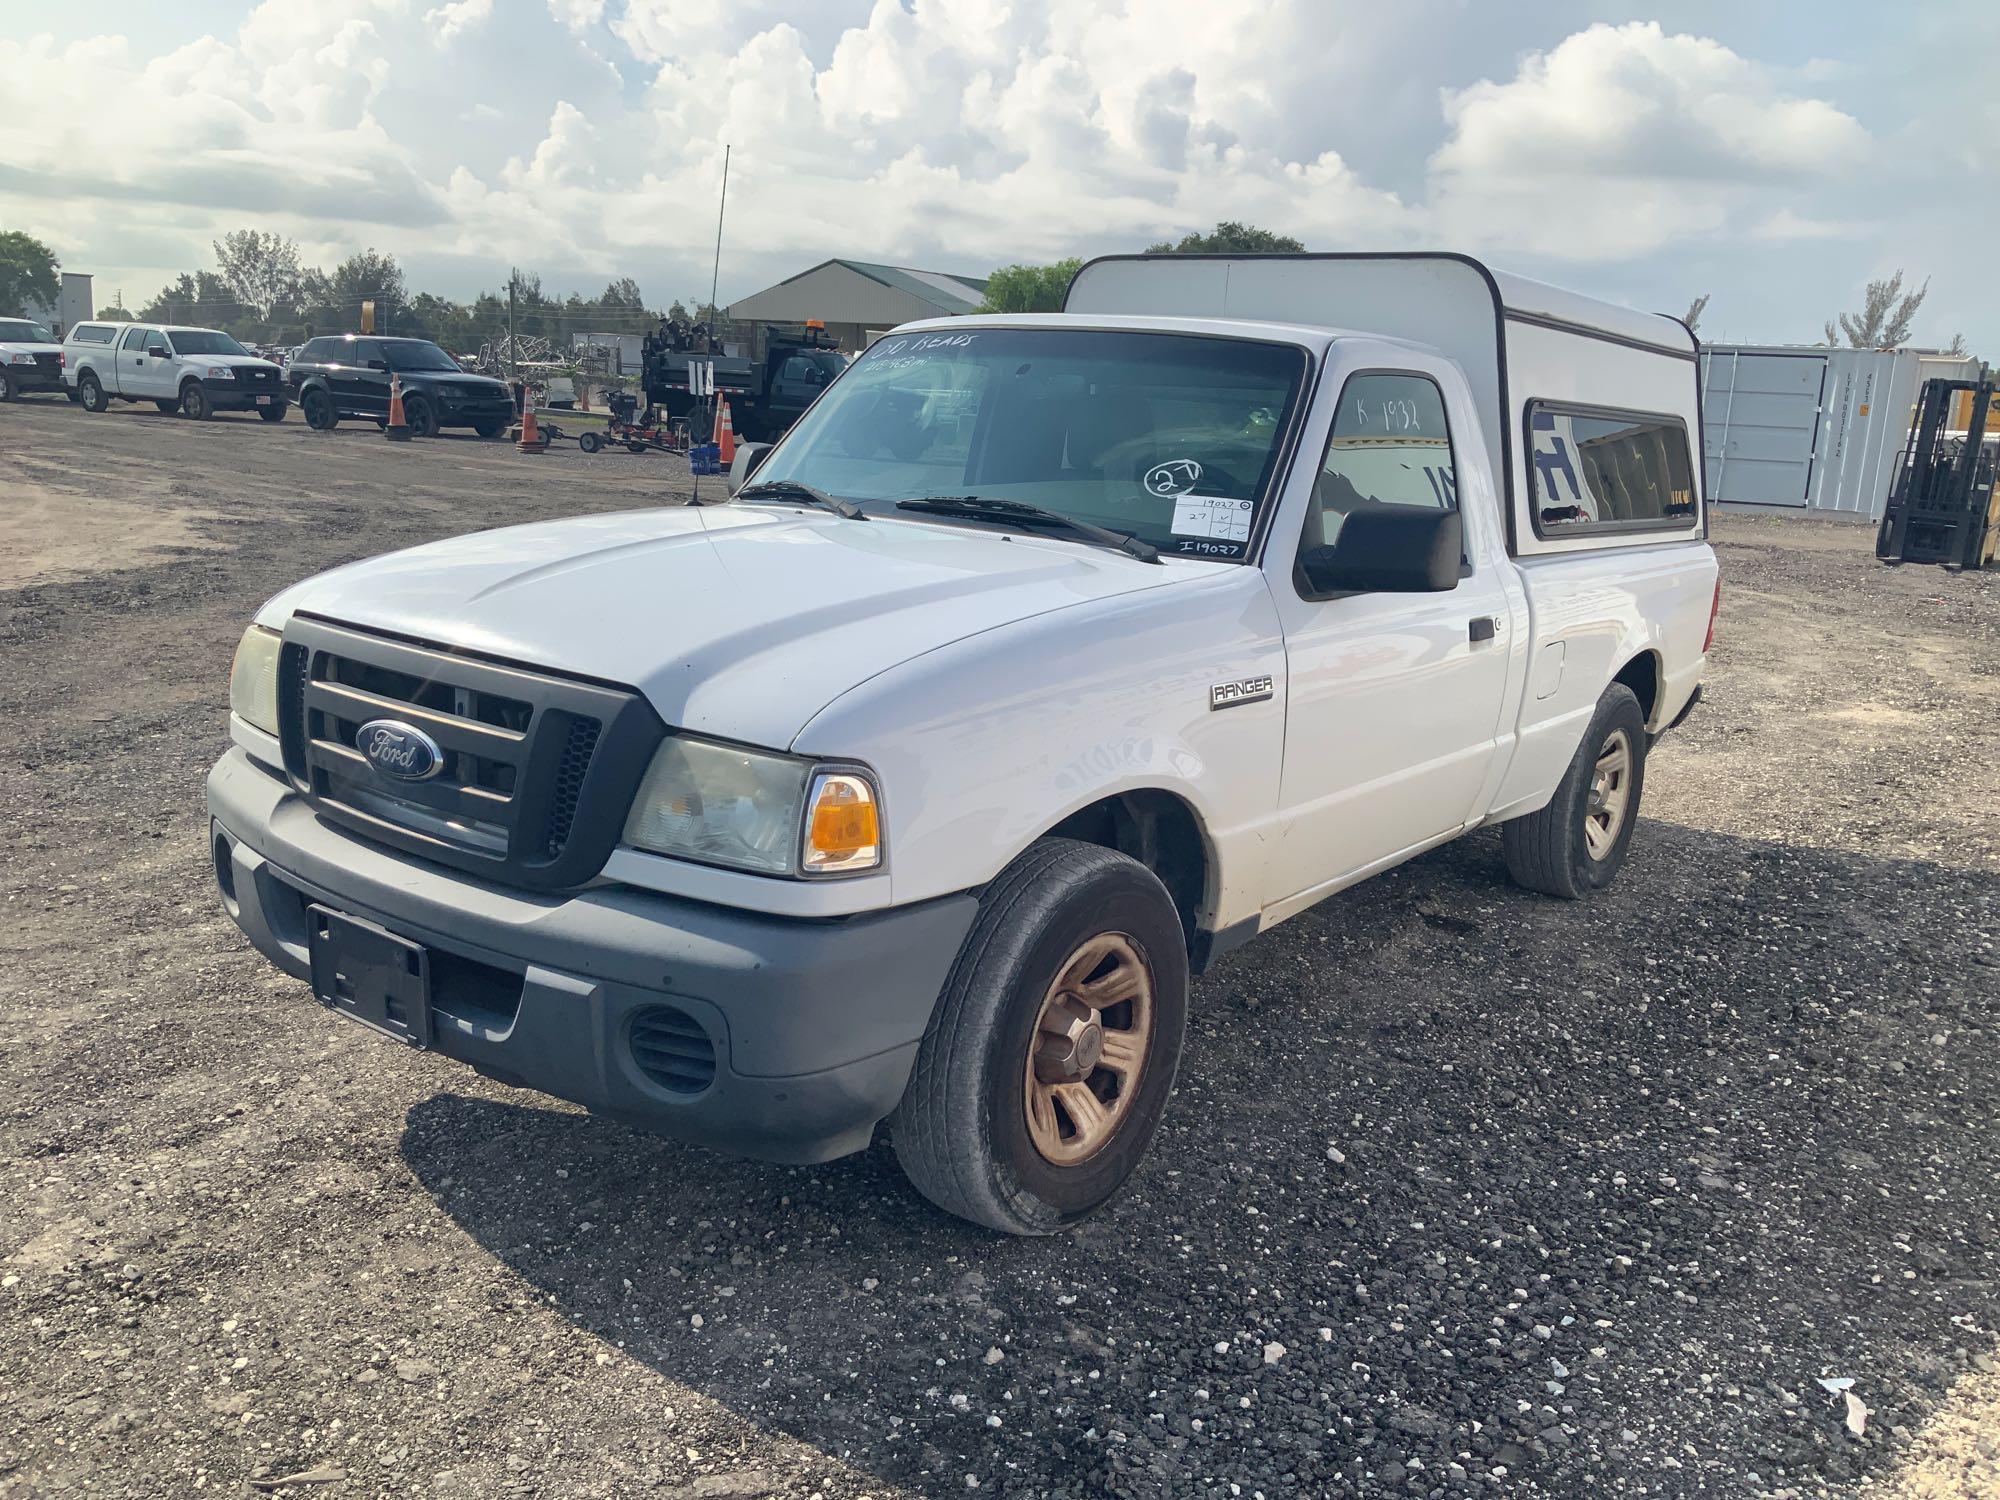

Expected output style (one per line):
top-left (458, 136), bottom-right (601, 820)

top-left (1699, 343), bottom-right (1979, 520)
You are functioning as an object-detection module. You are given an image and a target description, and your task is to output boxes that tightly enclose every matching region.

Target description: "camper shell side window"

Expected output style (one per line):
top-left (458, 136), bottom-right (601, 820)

top-left (1524, 401), bottom-right (1698, 541)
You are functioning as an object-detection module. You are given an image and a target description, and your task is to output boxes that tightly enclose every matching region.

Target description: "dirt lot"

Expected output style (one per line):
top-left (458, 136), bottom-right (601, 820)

top-left (2, 395), bottom-right (1998, 1499)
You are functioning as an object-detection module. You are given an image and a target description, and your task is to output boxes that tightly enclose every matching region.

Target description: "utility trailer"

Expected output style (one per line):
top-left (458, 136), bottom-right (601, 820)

top-left (642, 319), bottom-right (847, 441)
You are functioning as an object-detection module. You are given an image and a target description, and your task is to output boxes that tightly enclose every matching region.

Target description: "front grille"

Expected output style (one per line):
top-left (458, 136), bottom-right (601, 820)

top-left (628, 1006), bottom-right (717, 1094)
top-left (32, 353), bottom-right (59, 382)
top-left (278, 617), bottom-right (664, 889)
top-left (238, 367), bottom-right (278, 387)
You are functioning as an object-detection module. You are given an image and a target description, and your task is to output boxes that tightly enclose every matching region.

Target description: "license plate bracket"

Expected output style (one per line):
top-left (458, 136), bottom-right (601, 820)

top-left (255, 395), bottom-right (271, 405)
top-left (307, 905), bottom-right (432, 1047)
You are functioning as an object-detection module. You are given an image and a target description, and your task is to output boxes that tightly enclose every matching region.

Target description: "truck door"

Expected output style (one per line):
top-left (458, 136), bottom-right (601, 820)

top-left (118, 325), bottom-right (159, 397)
top-left (1267, 367), bottom-right (1514, 903)
top-left (769, 352), bottom-right (826, 419)
top-left (334, 339), bottom-right (390, 419)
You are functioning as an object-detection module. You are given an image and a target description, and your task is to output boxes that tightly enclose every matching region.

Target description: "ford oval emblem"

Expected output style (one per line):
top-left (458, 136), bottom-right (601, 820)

top-left (356, 719), bottom-right (444, 782)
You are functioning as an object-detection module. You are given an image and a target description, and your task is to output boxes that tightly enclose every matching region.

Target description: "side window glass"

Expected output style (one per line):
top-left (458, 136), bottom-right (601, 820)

top-left (351, 340), bottom-right (385, 367)
top-left (1309, 373), bottom-right (1457, 550)
top-left (780, 356), bottom-right (811, 382)
top-left (120, 327), bottom-right (150, 353)
top-left (1529, 406), bottom-right (1696, 532)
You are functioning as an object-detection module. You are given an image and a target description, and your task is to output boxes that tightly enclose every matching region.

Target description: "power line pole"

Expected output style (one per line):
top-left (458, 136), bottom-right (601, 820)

top-left (508, 270), bottom-right (518, 380)
top-left (708, 144), bottom-right (731, 323)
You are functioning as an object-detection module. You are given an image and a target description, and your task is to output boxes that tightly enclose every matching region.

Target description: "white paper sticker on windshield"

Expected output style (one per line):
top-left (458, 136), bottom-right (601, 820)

top-left (1171, 493), bottom-right (1253, 543)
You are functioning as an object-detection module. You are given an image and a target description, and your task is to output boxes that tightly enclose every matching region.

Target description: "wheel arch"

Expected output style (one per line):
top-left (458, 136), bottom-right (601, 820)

top-left (1038, 788), bottom-right (1223, 971)
top-left (1611, 648), bottom-right (1663, 727)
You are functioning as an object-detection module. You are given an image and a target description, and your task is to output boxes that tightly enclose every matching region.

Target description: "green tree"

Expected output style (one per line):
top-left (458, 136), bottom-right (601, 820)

top-left (1823, 270), bottom-right (1928, 348)
top-left (300, 250), bottom-right (408, 334)
top-left (213, 229), bottom-right (306, 320)
top-left (139, 271), bottom-right (247, 328)
top-left (1145, 222), bottom-right (1304, 255)
top-left (0, 230), bottom-right (60, 317)
top-left (96, 305), bottom-right (134, 322)
top-left (978, 258), bottom-right (1084, 314)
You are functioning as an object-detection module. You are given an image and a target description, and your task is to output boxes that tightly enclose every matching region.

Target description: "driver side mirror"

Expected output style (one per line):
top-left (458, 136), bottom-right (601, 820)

top-left (147, 345), bottom-right (170, 359)
top-left (727, 442), bottom-right (773, 495)
top-left (1298, 507), bottom-right (1461, 596)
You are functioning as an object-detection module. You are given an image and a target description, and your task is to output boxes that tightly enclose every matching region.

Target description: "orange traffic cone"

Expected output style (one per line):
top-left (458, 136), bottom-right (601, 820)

top-left (716, 395), bottom-right (737, 466)
top-left (384, 373), bottom-right (411, 441)
top-left (517, 403), bottom-right (548, 454)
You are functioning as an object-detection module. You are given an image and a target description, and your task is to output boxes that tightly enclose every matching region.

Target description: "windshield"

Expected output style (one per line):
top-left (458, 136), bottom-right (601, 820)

top-left (0, 320), bottom-right (55, 343)
top-left (168, 329), bottom-right (251, 357)
top-left (385, 341), bottom-right (463, 372)
top-left (752, 328), bottom-right (1308, 560)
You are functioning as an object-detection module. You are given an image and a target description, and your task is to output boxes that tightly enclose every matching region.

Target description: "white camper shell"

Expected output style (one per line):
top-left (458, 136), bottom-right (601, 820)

top-left (1064, 253), bottom-right (1705, 557)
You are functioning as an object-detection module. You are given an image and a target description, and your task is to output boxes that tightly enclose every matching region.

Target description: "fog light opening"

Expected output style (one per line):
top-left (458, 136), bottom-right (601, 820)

top-left (213, 831), bottom-right (239, 912)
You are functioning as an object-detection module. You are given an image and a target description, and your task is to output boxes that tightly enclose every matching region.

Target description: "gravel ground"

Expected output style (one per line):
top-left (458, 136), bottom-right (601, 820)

top-left (2, 397), bottom-right (1997, 1499)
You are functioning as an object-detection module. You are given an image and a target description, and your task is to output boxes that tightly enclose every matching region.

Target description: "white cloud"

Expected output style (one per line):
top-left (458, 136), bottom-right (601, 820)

top-left (1428, 21), bottom-right (1870, 259)
top-left (426, 0), bottom-right (494, 45)
top-left (3, 4), bottom-right (1985, 352)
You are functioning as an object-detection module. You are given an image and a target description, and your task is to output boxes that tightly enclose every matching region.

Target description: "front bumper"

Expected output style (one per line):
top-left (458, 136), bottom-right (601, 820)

top-left (207, 748), bottom-right (976, 1163)
top-left (200, 377), bottom-right (286, 411)
top-left (432, 391), bottom-right (516, 425)
top-left (6, 360), bottom-right (63, 392)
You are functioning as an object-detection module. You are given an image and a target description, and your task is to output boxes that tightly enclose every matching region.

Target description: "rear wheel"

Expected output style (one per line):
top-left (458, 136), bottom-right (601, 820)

top-left (77, 371), bottom-right (107, 413)
top-left (577, 430), bottom-right (603, 454)
top-left (302, 387), bottom-right (337, 430)
top-left (180, 381), bottom-right (212, 420)
top-left (1502, 683), bottom-right (1647, 899)
top-left (627, 441), bottom-right (649, 454)
top-left (891, 839), bottom-right (1189, 1234)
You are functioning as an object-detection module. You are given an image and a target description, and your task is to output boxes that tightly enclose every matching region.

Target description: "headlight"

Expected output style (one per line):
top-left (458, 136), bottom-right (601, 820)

top-left (622, 737), bottom-right (882, 877)
top-left (206, 365), bottom-right (236, 379)
top-left (229, 625), bottom-right (283, 736)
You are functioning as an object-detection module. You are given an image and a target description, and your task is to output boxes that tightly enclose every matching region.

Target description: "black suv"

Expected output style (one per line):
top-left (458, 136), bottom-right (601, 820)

top-left (287, 335), bottom-right (515, 438)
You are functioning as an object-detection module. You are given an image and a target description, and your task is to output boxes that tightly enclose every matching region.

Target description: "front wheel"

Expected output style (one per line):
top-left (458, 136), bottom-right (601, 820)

top-left (0, 370), bottom-right (15, 402)
top-left (180, 382), bottom-right (212, 421)
top-left (892, 839), bottom-right (1189, 1235)
top-left (301, 388), bottom-right (337, 430)
top-left (1502, 683), bottom-right (1648, 899)
top-left (403, 394), bottom-right (439, 438)
top-left (77, 372), bottom-right (107, 412)
top-left (577, 429), bottom-right (603, 454)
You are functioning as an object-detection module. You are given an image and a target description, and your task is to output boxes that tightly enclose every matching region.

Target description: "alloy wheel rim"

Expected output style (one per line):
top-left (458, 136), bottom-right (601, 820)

top-left (1022, 932), bottom-right (1154, 1166)
top-left (1584, 729), bottom-right (1632, 859)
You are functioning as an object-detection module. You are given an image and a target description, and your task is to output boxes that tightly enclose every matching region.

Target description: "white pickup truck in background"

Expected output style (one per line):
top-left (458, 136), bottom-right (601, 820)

top-left (64, 320), bottom-right (288, 421)
top-left (208, 253), bottom-right (1717, 1234)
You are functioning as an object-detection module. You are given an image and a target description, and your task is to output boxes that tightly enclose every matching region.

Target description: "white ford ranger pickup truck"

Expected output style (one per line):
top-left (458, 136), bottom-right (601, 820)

top-left (209, 253), bottom-right (1718, 1234)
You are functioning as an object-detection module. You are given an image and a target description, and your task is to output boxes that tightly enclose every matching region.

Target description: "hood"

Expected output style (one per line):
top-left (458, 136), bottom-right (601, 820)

top-left (0, 341), bottom-right (61, 356)
top-left (204, 354), bottom-right (282, 373)
top-left (260, 505), bottom-right (1205, 749)
top-left (405, 368), bottom-right (505, 388)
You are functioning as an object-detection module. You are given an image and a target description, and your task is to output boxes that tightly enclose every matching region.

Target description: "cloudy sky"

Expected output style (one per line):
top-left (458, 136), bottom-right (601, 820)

top-left (3, 1), bottom-right (1995, 350)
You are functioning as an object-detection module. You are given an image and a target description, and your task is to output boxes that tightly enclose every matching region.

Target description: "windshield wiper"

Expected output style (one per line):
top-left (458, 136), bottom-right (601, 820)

top-left (734, 480), bottom-right (866, 520)
top-left (896, 496), bottom-right (1160, 563)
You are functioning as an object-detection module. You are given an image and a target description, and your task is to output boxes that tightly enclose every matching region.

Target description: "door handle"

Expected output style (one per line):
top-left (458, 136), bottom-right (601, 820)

top-left (1469, 617), bottom-right (1497, 643)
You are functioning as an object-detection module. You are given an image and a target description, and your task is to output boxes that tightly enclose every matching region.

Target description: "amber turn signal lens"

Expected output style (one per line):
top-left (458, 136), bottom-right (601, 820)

top-left (803, 772), bottom-right (881, 873)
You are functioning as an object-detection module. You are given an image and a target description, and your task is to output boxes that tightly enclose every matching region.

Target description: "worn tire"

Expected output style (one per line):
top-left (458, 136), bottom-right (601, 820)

top-left (577, 430), bottom-right (602, 454)
top-left (891, 838), bottom-right (1189, 1235)
top-left (77, 372), bottom-right (107, 412)
top-left (179, 381), bottom-right (212, 420)
top-left (1502, 683), bottom-right (1647, 900)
